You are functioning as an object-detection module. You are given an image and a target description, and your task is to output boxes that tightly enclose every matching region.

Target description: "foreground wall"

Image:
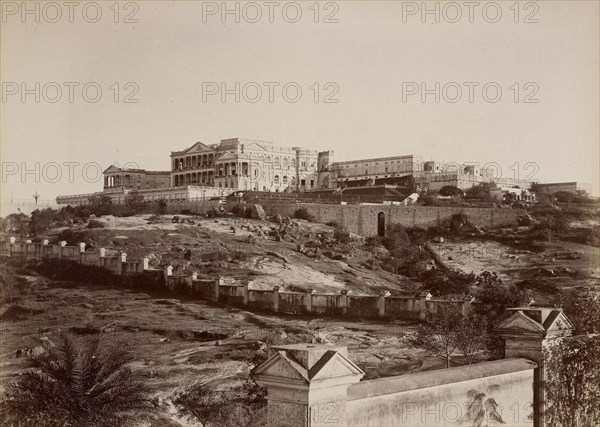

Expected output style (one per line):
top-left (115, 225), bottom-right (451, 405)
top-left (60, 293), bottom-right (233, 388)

top-left (253, 308), bottom-right (572, 427)
top-left (253, 344), bottom-right (538, 427)
top-left (347, 359), bottom-right (535, 427)
top-left (259, 203), bottom-right (523, 236)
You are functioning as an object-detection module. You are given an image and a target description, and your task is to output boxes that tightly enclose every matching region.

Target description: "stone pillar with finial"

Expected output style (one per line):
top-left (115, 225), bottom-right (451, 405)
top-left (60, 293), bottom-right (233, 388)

top-left (253, 344), bottom-right (364, 427)
top-left (495, 306), bottom-right (573, 427)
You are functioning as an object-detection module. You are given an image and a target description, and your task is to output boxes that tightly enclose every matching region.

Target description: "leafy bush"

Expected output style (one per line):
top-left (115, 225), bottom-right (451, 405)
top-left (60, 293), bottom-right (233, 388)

top-left (87, 219), bottom-right (105, 229)
top-left (419, 195), bottom-right (438, 206)
top-left (333, 226), bottom-right (351, 244)
top-left (420, 268), bottom-right (475, 296)
top-left (87, 195), bottom-right (113, 216)
top-left (449, 213), bottom-right (469, 233)
top-left (364, 235), bottom-right (383, 248)
top-left (381, 224), bottom-right (411, 254)
top-left (294, 208), bottom-right (314, 222)
top-left (464, 182), bottom-right (495, 201)
top-left (124, 191), bottom-right (145, 215)
top-left (472, 271), bottom-right (528, 319)
top-left (158, 198), bottom-right (167, 214)
top-left (544, 335), bottom-right (600, 427)
top-left (2, 213), bottom-right (29, 237)
top-left (439, 185), bottom-right (464, 198)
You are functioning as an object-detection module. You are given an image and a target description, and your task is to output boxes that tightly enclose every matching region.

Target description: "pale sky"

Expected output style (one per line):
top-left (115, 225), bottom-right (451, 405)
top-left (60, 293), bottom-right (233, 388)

top-left (1, 0), bottom-right (599, 207)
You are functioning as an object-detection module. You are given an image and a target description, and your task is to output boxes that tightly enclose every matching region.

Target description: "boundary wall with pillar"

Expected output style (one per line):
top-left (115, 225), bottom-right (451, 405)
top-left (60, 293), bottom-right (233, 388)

top-left (2, 239), bottom-right (471, 322)
top-left (1, 238), bottom-right (150, 277)
top-left (252, 307), bottom-right (573, 427)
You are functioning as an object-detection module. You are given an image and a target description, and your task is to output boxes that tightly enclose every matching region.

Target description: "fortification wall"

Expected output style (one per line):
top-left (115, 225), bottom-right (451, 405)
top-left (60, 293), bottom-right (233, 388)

top-left (259, 202), bottom-right (522, 236)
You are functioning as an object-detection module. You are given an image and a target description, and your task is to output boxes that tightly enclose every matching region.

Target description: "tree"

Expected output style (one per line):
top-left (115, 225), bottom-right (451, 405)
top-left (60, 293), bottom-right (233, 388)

top-left (473, 271), bottom-right (528, 320)
top-left (124, 191), bottom-right (145, 214)
top-left (529, 182), bottom-right (542, 195)
top-left (456, 313), bottom-right (491, 365)
top-left (439, 185), bottom-right (464, 198)
top-left (88, 194), bottom-right (113, 216)
top-left (409, 304), bottom-right (463, 368)
top-left (29, 208), bottom-right (58, 235)
top-left (559, 290), bottom-right (600, 335)
top-left (464, 182), bottom-right (495, 201)
top-left (554, 191), bottom-right (575, 204)
top-left (0, 334), bottom-right (149, 426)
top-left (543, 335), bottom-right (600, 427)
top-left (2, 213), bottom-right (29, 238)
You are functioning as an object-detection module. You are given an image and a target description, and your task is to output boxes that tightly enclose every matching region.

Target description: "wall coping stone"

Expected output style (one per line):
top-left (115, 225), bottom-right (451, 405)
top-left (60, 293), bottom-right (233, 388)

top-left (347, 358), bottom-right (536, 401)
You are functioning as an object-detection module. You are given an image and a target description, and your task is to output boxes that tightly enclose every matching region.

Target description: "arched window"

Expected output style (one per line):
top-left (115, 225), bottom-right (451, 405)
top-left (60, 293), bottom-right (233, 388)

top-left (274, 175), bottom-right (280, 184)
top-left (282, 176), bottom-right (288, 184)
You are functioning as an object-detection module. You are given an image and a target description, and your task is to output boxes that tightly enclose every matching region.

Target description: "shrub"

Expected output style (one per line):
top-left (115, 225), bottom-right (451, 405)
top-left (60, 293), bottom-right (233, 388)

top-left (158, 198), bottom-right (167, 214)
top-left (87, 219), bottom-right (105, 229)
top-left (464, 182), bottom-right (494, 201)
top-left (124, 191), bottom-right (145, 215)
top-left (450, 213), bottom-right (469, 233)
top-left (333, 227), bottom-right (351, 244)
top-left (364, 235), bottom-right (383, 248)
top-left (381, 224), bottom-right (411, 254)
top-left (87, 195), bottom-right (113, 216)
top-left (294, 208), bottom-right (314, 222)
top-left (420, 195), bottom-right (438, 206)
top-left (439, 185), bottom-right (464, 198)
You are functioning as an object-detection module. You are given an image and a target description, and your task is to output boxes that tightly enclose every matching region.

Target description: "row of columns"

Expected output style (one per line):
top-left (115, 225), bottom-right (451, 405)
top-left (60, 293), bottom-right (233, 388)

top-left (104, 174), bottom-right (126, 188)
top-left (173, 154), bottom-right (215, 171)
top-left (174, 171), bottom-right (215, 186)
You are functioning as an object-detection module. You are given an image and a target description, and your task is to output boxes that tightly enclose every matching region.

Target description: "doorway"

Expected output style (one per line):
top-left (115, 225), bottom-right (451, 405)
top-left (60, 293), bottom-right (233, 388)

top-left (377, 212), bottom-right (385, 237)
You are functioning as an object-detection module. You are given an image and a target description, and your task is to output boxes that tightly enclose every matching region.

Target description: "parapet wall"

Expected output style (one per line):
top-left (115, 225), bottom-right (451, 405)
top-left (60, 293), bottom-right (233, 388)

top-left (252, 344), bottom-right (540, 427)
top-left (259, 202), bottom-right (523, 236)
top-left (347, 358), bottom-right (536, 426)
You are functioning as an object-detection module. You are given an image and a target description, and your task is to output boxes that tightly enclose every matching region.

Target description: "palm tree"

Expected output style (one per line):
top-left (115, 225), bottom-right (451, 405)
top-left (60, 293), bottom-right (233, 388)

top-left (0, 334), bottom-right (149, 426)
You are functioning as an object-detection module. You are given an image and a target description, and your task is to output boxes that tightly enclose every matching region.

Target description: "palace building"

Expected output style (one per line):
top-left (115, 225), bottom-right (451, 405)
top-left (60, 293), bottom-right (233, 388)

top-left (57, 137), bottom-right (320, 206)
top-left (170, 138), bottom-right (319, 192)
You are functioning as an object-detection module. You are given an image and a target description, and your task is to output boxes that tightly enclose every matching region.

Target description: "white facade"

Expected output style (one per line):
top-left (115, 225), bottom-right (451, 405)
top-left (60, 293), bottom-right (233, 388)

top-left (170, 138), bottom-right (319, 192)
